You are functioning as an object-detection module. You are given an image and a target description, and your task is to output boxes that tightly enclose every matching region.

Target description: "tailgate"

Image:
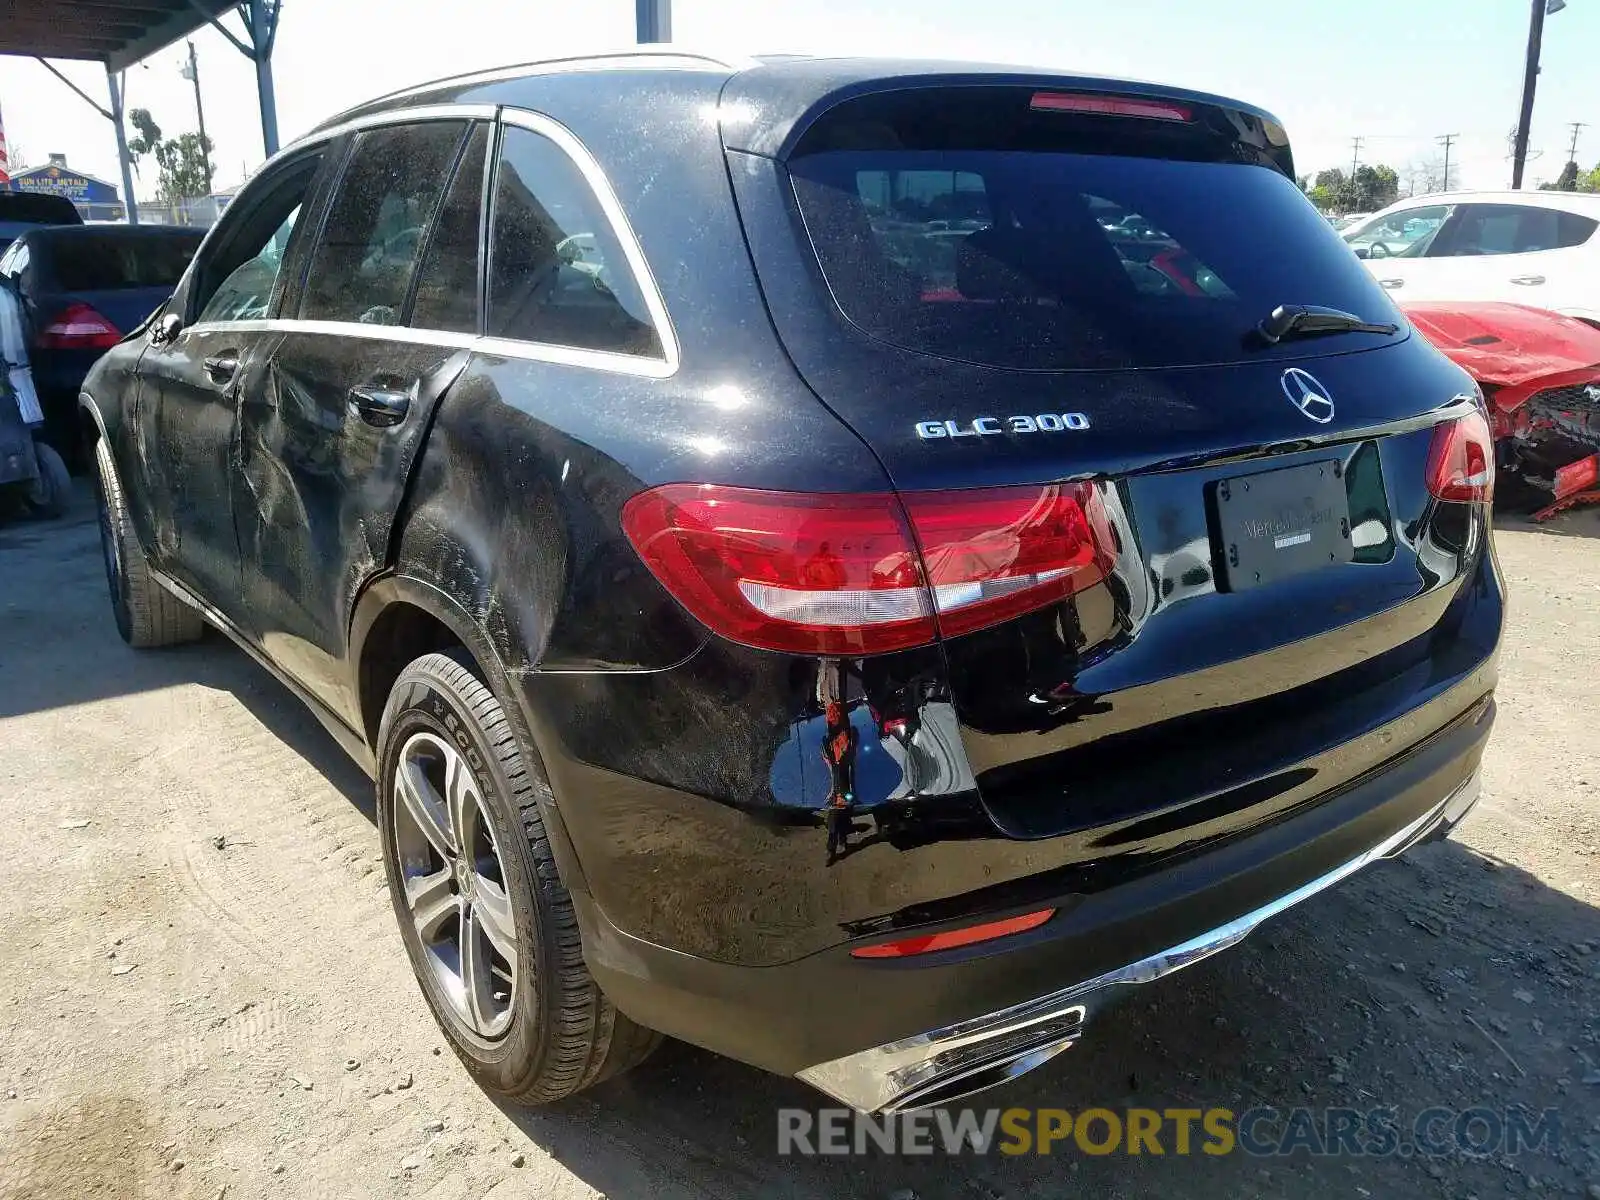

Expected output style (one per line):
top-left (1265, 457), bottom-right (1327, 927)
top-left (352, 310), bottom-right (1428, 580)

top-left (728, 77), bottom-right (1501, 845)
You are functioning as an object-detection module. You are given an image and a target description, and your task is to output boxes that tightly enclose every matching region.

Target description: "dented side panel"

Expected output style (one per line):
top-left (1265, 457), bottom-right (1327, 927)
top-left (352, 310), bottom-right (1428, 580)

top-left (233, 331), bottom-right (469, 726)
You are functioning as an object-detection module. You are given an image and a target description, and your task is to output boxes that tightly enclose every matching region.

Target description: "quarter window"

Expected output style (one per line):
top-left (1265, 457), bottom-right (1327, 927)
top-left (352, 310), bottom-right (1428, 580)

top-left (486, 126), bottom-right (661, 358)
top-left (410, 123), bottom-right (489, 335)
top-left (300, 122), bottom-right (468, 326)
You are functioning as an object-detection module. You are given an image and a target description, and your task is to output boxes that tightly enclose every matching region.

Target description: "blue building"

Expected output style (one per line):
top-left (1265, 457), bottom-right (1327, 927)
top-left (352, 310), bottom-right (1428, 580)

top-left (3, 154), bottom-right (124, 220)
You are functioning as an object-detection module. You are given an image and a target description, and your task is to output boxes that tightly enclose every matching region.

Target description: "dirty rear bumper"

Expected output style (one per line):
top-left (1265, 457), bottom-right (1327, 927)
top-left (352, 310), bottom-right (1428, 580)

top-left (574, 694), bottom-right (1493, 1101)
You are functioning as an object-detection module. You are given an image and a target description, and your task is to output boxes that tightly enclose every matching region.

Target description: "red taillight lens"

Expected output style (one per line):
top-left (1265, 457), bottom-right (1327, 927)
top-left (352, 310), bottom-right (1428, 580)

top-left (620, 483), bottom-right (1111, 655)
top-left (37, 302), bottom-right (121, 350)
top-left (1425, 411), bottom-right (1495, 503)
top-left (902, 484), bottom-right (1106, 637)
top-left (1030, 91), bottom-right (1192, 122)
top-left (851, 908), bottom-right (1056, 959)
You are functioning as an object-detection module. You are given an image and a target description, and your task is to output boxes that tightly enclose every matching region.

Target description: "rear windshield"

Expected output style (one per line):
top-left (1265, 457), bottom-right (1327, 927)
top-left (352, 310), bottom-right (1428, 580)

top-left (46, 233), bottom-right (201, 291)
top-left (787, 90), bottom-right (1403, 371)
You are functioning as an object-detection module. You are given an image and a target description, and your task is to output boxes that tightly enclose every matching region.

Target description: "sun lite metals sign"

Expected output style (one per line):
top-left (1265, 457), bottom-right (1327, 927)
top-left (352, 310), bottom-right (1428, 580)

top-left (4, 164), bottom-right (120, 204)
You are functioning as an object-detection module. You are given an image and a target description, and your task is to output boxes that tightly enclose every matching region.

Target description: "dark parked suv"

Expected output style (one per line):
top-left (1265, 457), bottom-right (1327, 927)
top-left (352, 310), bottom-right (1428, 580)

top-left (81, 53), bottom-right (1502, 1113)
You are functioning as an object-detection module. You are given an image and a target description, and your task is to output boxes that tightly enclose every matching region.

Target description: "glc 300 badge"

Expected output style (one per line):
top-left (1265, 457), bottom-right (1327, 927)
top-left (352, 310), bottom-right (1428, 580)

top-left (916, 413), bottom-right (1092, 440)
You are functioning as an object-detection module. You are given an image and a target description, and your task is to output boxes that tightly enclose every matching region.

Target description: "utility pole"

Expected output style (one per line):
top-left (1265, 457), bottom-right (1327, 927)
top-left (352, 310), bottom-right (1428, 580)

top-left (636, 0), bottom-right (671, 41)
top-left (1350, 136), bottom-right (1364, 178)
top-left (1568, 121), bottom-right (1587, 165)
top-left (1437, 133), bottom-right (1458, 192)
top-left (179, 40), bottom-right (213, 194)
top-left (1510, 0), bottom-right (1562, 188)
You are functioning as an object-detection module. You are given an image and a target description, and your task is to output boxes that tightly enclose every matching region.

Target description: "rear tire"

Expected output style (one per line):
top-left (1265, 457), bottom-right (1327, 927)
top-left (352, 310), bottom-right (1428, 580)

top-left (94, 436), bottom-right (204, 648)
top-left (24, 441), bottom-right (72, 519)
top-left (377, 651), bottom-right (659, 1104)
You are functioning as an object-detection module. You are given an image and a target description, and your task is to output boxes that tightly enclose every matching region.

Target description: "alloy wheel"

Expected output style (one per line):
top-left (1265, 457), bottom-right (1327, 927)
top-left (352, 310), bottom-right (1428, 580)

top-left (392, 731), bottom-right (518, 1039)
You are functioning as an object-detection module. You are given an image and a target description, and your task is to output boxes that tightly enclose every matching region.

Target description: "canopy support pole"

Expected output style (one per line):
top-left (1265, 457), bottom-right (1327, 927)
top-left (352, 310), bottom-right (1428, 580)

top-left (32, 58), bottom-right (138, 224)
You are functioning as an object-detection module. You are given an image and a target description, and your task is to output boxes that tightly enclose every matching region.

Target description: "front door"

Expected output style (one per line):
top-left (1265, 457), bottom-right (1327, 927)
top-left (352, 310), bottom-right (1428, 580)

top-left (233, 119), bottom-right (483, 722)
top-left (136, 149), bottom-right (328, 616)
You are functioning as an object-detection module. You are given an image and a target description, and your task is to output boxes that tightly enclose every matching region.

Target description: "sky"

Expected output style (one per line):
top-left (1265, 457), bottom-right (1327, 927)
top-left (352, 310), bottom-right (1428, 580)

top-left (0, 0), bottom-right (1596, 201)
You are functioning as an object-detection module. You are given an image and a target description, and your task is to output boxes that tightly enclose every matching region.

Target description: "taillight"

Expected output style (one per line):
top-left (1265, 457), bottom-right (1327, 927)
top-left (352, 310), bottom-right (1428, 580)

top-left (1425, 411), bottom-right (1495, 503)
top-left (620, 482), bottom-right (1111, 655)
top-left (1030, 91), bottom-right (1193, 122)
top-left (37, 303), bottom-right (121, 350)
top-left (851, 908), bottom-right (1056, 959)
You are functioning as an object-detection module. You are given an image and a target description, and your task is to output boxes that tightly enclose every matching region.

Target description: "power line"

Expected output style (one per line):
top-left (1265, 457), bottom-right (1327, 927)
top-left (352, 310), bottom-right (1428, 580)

top-left (1437, 134), bottom-right (1458, 191)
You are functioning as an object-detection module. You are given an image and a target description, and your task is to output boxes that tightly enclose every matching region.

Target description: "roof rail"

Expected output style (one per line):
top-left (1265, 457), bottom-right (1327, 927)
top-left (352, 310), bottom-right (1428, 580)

top-left (318, 49), bottom-right (750, 130)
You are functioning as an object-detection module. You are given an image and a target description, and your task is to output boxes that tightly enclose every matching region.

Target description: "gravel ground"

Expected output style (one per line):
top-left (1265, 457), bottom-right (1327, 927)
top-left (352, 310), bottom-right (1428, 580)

top-left (0, 486), bottom-right (1596, 1200)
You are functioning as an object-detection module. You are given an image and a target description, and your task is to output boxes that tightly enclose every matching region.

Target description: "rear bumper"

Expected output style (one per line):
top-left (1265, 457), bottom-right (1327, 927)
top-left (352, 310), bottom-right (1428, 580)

top-left (801, 766), bottom-right (1480, 1112)
top-left (577, 692), bottom-right (1493, 1104)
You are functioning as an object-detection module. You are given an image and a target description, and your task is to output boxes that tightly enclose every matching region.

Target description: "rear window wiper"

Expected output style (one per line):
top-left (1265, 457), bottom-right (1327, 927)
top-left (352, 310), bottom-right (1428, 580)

top-left (1254, 304), bottom-right (1399, 346)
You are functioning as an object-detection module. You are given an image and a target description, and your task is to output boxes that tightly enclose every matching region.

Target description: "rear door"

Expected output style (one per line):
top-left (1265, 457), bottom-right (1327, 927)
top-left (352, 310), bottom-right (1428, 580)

top-left (136, 147), bottom-right (328, 611)
top-left (730, 82), bottom-right (1492, 843)
top-left (1434, 202), bottom-right (1598, 312)
top-left (233, 117), bottom-right (484, 722)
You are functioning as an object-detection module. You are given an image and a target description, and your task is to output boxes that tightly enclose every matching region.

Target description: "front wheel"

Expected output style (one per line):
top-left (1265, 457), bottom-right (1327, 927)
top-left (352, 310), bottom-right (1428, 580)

top-left (376, 652), bottom-right (659, 1103)
top-left (93, 437), bottom-right (204, 647)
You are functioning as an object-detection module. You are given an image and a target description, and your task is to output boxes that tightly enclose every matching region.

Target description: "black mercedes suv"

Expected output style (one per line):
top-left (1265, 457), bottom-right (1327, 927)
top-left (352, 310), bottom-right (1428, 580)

top-left (81, 53), bottom-right (1502, 1113)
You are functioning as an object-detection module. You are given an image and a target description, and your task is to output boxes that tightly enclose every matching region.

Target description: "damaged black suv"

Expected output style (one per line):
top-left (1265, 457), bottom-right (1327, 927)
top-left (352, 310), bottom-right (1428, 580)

top-left (82, 53), bottom-right (1501, 1113)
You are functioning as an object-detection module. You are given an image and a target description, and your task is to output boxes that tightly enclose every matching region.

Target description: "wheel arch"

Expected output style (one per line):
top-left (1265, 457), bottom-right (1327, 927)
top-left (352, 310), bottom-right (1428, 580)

top-left (348, 573), bottom-right (596, 902)
top-left (77, 388), bottom-right (111, 448)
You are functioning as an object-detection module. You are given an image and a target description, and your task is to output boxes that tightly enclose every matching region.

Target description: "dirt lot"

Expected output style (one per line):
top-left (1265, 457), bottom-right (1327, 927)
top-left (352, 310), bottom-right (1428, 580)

top-left (1, 487), bottom-right (1597, 1200)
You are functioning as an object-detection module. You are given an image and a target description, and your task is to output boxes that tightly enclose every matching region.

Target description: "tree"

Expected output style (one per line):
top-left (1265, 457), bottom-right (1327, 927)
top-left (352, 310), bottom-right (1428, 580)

top-left (126, 107), bottom-right (213, 203)
top-left (1542, 161), bottom-right (1581, 191)
top-left (1306, 164), bottom-right (1399, 213)
top-left (1307, 167), bottom-right (1345, 212)
top-left (1403, 155), bottom-right (1456, 197)
top-left (1351, 164), bottom-right (1400, 211)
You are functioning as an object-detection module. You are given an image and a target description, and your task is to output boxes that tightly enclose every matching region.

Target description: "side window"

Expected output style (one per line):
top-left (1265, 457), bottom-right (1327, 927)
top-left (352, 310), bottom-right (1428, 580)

top-left (300, 122), bottom-right (468, 326)
top-left (1429, 204), bottom-right (1594, 258)
top-left (410, 123), bottom-right (489, 334)
top-left (486, 125), bottom-right (662, 358)
top-left (1556, 210), bottom-right (1598, 249)
top-left (1348, 204), bottom-right (1450, 259)
top-left (192, 152), bottom-right (324, 325)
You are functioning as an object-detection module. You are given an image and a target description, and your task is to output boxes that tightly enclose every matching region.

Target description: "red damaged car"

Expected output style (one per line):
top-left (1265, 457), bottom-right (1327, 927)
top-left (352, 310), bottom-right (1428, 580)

top-left (1404, 302), bottom-right (1600, 520)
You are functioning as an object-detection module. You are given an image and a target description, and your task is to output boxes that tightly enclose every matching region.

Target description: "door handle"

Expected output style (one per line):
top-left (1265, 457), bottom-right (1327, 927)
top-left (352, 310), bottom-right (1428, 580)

top-left (1510, 274), bottom-right (1546, 286)
top-left (348, 383), bottom-right (413, 428)
top-left (1378, 278), bottom-right (1404, 289)
top-left (203, 353), bottom-right (239, 384)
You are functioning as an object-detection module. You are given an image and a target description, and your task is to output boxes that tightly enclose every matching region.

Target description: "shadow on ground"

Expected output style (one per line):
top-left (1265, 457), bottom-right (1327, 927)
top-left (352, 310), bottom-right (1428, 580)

top-left (494, 839), bottom-right (1598, 1199)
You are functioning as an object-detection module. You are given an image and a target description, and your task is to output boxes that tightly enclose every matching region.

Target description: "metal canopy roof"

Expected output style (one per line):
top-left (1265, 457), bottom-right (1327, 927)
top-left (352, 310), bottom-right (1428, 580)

top-left (0, 0), bottom-right (235, 73)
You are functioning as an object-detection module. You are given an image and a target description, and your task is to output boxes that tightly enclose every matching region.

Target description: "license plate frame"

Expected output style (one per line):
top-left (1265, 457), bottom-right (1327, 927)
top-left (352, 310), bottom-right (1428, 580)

top-left (1213, 459), bottom-right (1352, 592)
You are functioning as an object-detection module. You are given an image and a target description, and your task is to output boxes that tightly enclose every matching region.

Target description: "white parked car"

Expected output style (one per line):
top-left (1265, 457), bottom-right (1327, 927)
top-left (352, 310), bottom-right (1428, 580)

top-left (1342, 191), bottom-right (1600, 326)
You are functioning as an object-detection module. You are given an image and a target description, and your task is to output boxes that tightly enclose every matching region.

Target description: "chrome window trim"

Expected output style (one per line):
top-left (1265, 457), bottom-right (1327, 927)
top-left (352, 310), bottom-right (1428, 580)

top-left (182, 318), bottom-right (478, 350)
top-left (177, 319), bottom-right (673, 379)
top-left (494, 108), bottom-right (680, 374)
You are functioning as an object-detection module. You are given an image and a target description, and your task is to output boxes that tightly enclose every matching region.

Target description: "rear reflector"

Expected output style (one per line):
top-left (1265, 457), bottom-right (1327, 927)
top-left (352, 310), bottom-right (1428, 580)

top-left (1030, 92), bottom-right (1193, 122)
top-left (1425, 410), bottom-right (1495, 503)
top-left (620, 483), bottom-right (1111, 655)
top-left (37, 302), bottom-right (121, 350)
top-left (851, 909), bottom-right (1056, 958)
